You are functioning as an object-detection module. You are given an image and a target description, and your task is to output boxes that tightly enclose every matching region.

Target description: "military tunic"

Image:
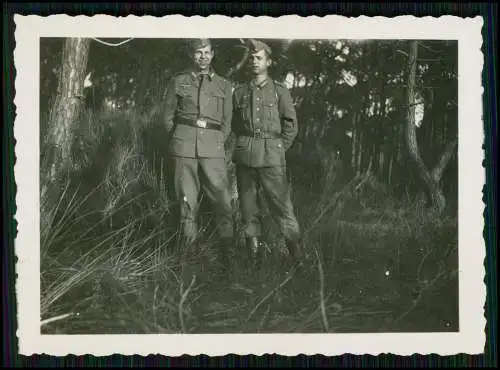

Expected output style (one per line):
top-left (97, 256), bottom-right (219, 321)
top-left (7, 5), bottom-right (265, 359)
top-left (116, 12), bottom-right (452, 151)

top-left (164, 68), bottom-right (234, 240)
top-left (231, 77), bottom-right (301, 241)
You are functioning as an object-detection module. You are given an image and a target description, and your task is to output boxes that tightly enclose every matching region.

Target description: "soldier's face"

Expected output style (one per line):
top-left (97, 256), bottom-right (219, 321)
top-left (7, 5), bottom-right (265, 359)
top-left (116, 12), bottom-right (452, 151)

top-left (250, 50), bottom-right (271, 75)
top-left (193, 45), bottom-right (214, 71)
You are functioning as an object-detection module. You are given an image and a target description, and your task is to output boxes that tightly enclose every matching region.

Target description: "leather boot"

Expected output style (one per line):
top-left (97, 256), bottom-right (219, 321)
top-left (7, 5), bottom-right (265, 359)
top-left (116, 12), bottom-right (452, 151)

top-left (209, 237), bottom-right (233, 284)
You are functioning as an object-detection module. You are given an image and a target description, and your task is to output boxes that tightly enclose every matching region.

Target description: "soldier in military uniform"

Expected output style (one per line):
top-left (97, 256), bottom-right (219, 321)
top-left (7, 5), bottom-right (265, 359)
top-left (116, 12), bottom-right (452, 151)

top-left (163, 39), bottom-right (235, 268)
top-left (231, 39), bottom-right (303, 268)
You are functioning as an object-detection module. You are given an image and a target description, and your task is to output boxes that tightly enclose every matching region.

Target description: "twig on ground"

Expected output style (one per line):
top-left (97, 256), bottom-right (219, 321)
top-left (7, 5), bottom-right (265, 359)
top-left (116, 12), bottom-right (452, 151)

top-left (304, 170), bottom-right (371, 235)
top-left (416, 249), bottom-right (433, 280)
top-left (179, 274), bottom-right (196, 333)
top-left (152, 284), bottom-right (159, 327)
top-left (41, 312), bottom-right (76, 326)
top-left (393, 268), bottom-right (446, 325)
top-left (293, 293), bottom-right (332, 333)
top-left (201, 303), bottom-right (247, 319)
top-left (153, 323), bottom-right (169, 333)
top-left (246, 266), bottom-right (298, 323)
top-left (257, 304), bottom-right (271, 333)
top-left (338, 309), bottom-right (394, 318)
top-left (315, 248), bottom-right (330, 332)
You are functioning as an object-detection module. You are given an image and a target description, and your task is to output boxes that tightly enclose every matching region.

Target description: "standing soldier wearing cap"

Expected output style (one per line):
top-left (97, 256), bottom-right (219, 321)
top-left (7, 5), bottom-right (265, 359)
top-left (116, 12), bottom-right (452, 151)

top-left (231, 39), bottom-right (303, 268)
top-left (163, 38), bottom-right (235, 272)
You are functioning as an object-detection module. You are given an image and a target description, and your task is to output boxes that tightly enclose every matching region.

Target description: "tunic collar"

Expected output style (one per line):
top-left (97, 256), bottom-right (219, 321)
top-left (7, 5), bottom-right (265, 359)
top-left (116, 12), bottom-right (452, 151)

top-left (189, 67), bottom-right (215, 81)
top-left (250, 76), bottom-right (272, 89)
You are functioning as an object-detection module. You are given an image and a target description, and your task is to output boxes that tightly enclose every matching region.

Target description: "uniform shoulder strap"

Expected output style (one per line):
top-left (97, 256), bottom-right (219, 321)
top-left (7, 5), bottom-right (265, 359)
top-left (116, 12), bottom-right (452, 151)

top-left (174, 70), bottom-right (191, 78)
top-left (170, 71), bottom-right (190, 85)
top-left (273, 79), bottom-right (286, 88)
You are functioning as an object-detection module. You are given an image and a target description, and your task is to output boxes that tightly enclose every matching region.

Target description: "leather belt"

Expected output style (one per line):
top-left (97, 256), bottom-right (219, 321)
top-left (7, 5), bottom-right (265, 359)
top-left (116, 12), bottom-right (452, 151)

top-left (241, 129), bottom-right (281, 140)
top-left (175, 116), bottom-right (221, 131)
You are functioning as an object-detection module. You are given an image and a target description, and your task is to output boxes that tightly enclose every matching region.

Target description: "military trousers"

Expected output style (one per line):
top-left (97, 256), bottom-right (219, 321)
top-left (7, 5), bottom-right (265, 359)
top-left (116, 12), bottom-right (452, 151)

top-left (172, 156), bottom-right (234, 241)
top-left (236, 164), bottom-right (300, 242)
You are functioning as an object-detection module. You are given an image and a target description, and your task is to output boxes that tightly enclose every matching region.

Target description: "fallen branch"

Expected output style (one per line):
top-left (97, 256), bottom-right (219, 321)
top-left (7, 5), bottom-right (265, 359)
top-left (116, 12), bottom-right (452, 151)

top-left (257, 304), bottom-right (271, 333)
top-left (304, 171), bottom-right (371, 235)
top-left (246, 266), bottom-right (298, 323)
top-left (152, 284), bottom-right (159, 326)
top-left (416, 249), bottom-right (433, 281)
top-left (178, 274), bottom-right (196, 333)
top-left (201, 303), bottom-right (248, 319)
top-left (393, 268), bottom-right (446, 325)
top-left (292, 293), bottom-right (333, 333)
top-left (337, 310), bottom-right (393, 318)
top-left (315, 248), bottom-right (330, 332)
top-left (41, 312), bottom-right (76, 327)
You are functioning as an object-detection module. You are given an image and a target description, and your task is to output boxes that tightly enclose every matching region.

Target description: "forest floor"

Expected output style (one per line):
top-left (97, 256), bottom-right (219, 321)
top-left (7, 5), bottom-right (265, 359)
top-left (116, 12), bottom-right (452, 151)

top-left (40, 173), bottom-right (459, 335)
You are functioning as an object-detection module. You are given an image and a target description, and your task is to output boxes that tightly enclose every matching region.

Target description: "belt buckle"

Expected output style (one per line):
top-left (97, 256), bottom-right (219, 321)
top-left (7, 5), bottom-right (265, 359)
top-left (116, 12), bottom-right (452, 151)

top-left (196, 118), bottom-right (207, 129)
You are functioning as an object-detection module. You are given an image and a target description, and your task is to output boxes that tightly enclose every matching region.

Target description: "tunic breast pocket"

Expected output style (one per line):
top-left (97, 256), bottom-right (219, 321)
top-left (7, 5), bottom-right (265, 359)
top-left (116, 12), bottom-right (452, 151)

top-left (210, 90), bottom-right (225, 118)
top-left (263, 102), bottom-right (279, 121)
top-left (177, 87), bottom-right (196, 111)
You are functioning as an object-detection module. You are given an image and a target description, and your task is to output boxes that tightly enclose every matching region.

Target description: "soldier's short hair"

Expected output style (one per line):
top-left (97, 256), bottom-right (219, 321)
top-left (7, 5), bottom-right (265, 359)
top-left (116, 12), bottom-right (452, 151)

top-left (248, 39), bottom-right (272, 59)
top-left (188, 38), bottom-right (212, 53)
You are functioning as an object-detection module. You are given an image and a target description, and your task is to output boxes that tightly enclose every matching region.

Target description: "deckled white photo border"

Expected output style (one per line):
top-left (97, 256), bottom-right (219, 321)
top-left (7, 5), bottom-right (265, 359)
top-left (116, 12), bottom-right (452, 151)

top-left (13, 14), bottom-right (486, 356)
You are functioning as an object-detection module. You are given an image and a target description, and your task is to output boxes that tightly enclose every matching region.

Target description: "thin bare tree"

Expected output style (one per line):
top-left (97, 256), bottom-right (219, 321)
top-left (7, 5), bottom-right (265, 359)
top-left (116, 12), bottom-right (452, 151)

top-left (405, 40), bottom-right (457, 214)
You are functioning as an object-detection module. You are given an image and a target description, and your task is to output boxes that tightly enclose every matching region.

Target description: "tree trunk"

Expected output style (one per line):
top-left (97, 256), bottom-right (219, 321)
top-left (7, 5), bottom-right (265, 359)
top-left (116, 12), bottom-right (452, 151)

top-left (396, 118), bottom-right (404, 164)
top-left (431, 138), bottom-right (458, 183)
top-left (356, 129), bottom-right (363, 177)
top-left (388, 154), bottom-right (394, 185)
top-left (47, 37), bottom-right (91, 183)
top-left (379, 147), bottom-right (384, 176)
top-left (351, 111), bottom-right (357, 175)
top-left (404, 40), bottom-right (456, 214)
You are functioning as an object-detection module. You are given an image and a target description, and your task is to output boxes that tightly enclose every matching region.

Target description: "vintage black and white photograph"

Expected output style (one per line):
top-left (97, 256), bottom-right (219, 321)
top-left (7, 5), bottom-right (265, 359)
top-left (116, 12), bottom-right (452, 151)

top-left (14, 15), bottom-right (485, 356)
